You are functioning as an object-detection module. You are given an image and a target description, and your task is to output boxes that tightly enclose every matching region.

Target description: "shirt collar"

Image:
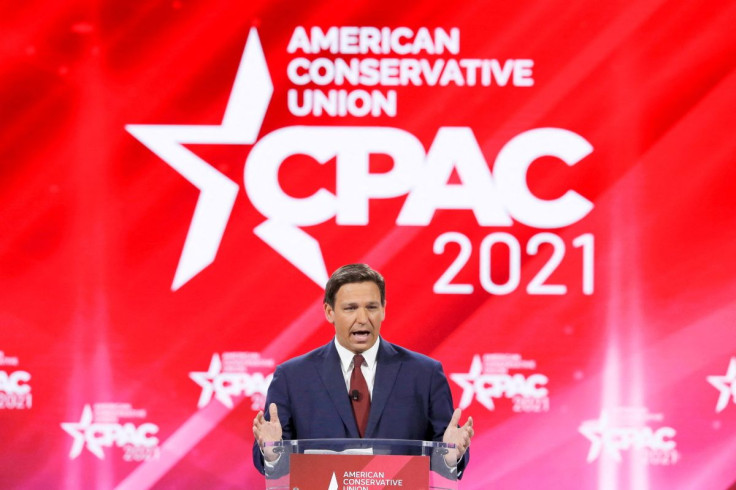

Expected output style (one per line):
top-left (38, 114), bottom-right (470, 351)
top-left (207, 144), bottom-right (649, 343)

top-left (334, 336), bottom-right (380, 372)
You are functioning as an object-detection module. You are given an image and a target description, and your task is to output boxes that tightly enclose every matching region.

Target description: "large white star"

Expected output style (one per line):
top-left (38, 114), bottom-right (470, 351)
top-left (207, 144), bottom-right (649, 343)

top-left (707, 357), bottom-right (736, 413)
top-left (126, 28), bottom-right (272, 291)
top-left (127, 28), bottom-right (330, 290)
top-left (61, 404), bottom-right (102, 459)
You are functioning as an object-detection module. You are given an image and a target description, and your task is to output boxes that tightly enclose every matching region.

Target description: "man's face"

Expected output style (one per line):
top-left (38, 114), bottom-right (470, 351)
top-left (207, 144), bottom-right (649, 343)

top-left (325, 281), bottom-right (385, 354)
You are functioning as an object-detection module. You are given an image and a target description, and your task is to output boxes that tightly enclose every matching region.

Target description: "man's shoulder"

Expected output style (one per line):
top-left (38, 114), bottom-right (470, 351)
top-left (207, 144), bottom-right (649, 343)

top-left (277, 342), bottom-right (333, 371)
top-left (381, 341), bottom-right (442, 369)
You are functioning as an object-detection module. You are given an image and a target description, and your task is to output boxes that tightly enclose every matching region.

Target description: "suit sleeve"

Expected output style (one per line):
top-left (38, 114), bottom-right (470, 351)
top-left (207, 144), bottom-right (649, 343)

top-left (428, 361), bottom-right (470, 479)
top-left (252, 365), bottom-right (294, 475)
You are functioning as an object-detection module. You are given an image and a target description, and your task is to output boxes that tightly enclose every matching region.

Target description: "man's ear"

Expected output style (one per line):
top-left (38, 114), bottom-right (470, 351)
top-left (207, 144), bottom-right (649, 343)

top-left (324, 303), bottom-right (334, 323)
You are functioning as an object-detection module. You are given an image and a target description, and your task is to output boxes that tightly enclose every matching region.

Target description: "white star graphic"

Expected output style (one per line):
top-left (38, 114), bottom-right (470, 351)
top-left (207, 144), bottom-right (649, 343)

top-left (126, 28), bottom-right (271, 291)
top-left (328, 472), bottom-right (339, 490)
top-left (127, 28), bottom-right (330, 290)
top-left (450, 355), bottom-right (493, 410)
top-left (707, 357), bottom-right (736, 413)
top-left (61, 404), bottom-right (103, 459)
top-left (579, 410), bottom-right (617, 463)
top-left (189, 353), bottom-right (232, 408)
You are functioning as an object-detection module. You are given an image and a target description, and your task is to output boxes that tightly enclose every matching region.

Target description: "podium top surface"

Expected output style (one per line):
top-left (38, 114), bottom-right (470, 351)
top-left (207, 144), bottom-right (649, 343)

top-left (263, 438), bottom-right (456, 451)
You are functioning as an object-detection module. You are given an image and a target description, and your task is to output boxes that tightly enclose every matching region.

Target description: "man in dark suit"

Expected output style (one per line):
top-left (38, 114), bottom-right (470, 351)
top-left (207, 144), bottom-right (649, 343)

top-left (252, 263), bottom-right (473, 478)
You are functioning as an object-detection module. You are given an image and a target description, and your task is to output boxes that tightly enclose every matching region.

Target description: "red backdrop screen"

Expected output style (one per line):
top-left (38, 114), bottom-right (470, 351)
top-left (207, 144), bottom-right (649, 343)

top-left (2, 0), bottom-right (735, 488)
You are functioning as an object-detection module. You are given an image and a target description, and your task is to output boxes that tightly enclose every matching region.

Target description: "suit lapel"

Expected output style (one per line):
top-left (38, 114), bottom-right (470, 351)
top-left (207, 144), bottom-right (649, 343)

top-left (319, 342), bottom-right (360, 438)
top-left (365, 340), bottom-right (401, 438)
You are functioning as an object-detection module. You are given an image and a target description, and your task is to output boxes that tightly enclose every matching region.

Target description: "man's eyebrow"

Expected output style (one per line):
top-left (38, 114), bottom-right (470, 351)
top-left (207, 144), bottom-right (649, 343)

top-left (340, 301), bottom-right (380, 307)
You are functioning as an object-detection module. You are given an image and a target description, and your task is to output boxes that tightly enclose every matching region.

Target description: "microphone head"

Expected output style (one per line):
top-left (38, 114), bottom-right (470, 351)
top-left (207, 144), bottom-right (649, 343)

top-left (351, 389), bottom-right (360, 401)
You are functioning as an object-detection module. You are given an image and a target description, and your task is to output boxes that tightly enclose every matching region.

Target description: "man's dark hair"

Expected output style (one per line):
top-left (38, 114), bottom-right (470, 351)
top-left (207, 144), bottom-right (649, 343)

top-left (324, 263), bottom-right (386, 308)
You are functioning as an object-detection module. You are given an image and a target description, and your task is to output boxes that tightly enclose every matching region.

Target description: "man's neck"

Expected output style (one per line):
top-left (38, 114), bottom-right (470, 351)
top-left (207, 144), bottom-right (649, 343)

top-left (334, 337), bottom-right (380, 370)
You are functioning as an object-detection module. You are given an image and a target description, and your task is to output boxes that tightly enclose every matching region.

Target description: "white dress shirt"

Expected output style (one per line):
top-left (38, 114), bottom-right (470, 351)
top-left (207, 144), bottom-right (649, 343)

top-left (334, 336), bottom-right (380, 399)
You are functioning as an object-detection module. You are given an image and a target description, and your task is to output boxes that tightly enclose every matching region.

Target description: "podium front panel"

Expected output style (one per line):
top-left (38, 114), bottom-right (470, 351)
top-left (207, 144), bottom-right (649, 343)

top-left (263, 438), bottom-right (458, 490)
top-left (291, 454), bottom-right (429, 490)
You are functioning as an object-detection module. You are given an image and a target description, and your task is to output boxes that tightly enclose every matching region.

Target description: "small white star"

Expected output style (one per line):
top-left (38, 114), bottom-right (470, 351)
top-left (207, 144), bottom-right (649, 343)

top-left (707, 357), bottom-right (736, 413)
top-left (578, 410), bottom-right (616, 463)
top-left (189, 354), bottom-right (231, 408)
top-left (450, 355), bottom-right (493, 410)
top-left (61, 404), bottom-right (102, 459)
top-left (328, 472), bottom-right (339, 490)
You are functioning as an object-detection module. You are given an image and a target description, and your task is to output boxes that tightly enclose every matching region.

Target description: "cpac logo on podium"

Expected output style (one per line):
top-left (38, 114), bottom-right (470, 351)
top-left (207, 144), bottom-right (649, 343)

top-left (127, 28), bottom-right (593, 291)
top-left (61, 403), bottom-right (160, 461)
top-left (451, 353), bottom-right (549, 412)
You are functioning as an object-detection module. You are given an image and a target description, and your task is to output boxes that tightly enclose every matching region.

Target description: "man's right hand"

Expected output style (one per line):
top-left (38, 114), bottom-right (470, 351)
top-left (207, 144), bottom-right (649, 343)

top-left (253, 403), bottom-right (283, 462)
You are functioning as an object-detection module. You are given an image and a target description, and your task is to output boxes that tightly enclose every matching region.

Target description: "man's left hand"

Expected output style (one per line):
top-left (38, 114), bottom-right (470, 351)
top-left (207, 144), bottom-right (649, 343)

top-left (442, 408), bottom-right (474, 466)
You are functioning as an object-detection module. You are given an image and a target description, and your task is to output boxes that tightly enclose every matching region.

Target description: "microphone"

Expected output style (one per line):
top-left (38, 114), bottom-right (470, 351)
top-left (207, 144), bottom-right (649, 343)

top-left (350, 389), bottom-right (360, 401)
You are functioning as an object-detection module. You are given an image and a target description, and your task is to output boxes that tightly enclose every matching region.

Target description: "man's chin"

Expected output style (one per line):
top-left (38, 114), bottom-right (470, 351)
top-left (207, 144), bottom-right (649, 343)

top-left (348, 338), bottom-right (375, 353)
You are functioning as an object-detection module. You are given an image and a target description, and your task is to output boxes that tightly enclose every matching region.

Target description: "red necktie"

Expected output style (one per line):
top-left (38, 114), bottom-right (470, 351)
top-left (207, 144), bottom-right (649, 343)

top-left (350, 354), bottom-right (371, 437)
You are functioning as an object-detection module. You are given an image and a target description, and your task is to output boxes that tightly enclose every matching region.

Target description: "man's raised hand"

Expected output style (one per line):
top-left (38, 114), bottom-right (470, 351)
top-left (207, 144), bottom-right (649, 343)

top-left (253, 403), bottom-right (282, 462)
top-left (442, 408), bottom-right (474, 466)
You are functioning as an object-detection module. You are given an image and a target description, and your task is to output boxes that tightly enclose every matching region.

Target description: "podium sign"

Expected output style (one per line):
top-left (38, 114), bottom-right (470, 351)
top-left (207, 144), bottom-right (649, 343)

top-left (263, 439), bottom-right (456, 490)
top-left (291, 454), bottom-right (429, 490)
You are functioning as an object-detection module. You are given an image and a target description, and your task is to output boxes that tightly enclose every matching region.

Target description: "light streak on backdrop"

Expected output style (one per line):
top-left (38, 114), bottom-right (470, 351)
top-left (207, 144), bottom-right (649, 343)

top-left (1, 0), bottom-right (735, 488)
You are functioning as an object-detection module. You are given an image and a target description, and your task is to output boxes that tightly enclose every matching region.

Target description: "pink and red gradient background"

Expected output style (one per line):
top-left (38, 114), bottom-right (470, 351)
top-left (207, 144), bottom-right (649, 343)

top-left (1, 0), bottom-right (735, 488)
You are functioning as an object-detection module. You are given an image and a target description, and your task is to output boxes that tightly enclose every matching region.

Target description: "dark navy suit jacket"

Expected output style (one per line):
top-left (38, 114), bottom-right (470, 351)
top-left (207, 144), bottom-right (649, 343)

top-left (252, 338), bottom-right (469, 478)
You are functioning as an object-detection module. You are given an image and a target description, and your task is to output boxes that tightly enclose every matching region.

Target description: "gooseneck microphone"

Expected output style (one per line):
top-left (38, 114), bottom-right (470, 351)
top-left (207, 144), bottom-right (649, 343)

top-left (350, 389), bottom-right (360, 401)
